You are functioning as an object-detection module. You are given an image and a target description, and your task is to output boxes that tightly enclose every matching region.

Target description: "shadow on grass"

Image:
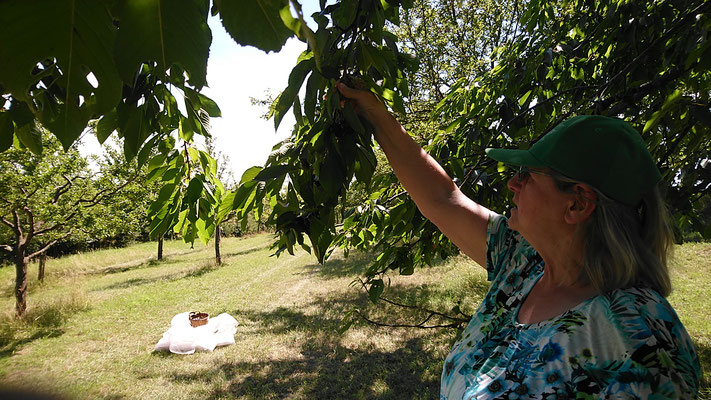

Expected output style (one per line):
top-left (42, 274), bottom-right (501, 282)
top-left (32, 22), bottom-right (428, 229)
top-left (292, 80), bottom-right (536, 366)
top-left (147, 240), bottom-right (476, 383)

top-left (300, 250), bottom-right (379, 279)
top-left (169, 304), bottom-right (445, 399)
top-left (93, 248), bottom-right (201, 275)
top-left (95, 261), bottom-right (218, 291)
top-left (301, 248), bottom-right (468, 282)
top-left (220, 243), bottom-right (272, 259)
top-left (151, 278), bottom-right (476, 398)
top-left (695, 339), bottom-right (711, 394)
top-left (97, 243), bottom-right (272, 284)
top-left (0, 329), bottom-right (64, 359)
top-left (0, 295), bottom-right (89, 360)
top-left (213, 336), bottom-right (439, 399)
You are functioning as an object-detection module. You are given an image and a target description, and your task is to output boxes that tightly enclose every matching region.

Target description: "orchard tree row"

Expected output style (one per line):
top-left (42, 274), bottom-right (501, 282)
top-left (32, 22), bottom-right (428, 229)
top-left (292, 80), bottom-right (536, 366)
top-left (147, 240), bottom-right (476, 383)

top-left (2, 0), bottom-right (710, 322)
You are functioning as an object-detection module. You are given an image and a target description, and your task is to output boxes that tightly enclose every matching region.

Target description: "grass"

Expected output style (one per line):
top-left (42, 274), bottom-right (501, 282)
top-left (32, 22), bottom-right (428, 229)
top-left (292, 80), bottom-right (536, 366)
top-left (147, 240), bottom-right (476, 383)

top-left (0, 235), bottom-right (708, 399)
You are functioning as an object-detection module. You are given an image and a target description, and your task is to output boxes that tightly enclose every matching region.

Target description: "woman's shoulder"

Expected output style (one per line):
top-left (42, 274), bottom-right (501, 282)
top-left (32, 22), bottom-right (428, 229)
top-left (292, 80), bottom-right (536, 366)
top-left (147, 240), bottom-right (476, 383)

top-left (576, 286), bottom-right (701, 397)
top-left (589, 286), bottom-right (698, 368)
top-left (601, 286), bottom-right (679, 323)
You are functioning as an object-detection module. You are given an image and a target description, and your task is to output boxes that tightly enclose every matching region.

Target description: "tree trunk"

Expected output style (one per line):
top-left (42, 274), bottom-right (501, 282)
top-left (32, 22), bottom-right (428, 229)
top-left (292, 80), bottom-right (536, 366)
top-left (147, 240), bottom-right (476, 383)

top-left (15, 255), bottom-right (28, 317)
top-left (215, 224), bottom-right (222, 265)
top-left (157, 235), bottom-right (164, 260)
top-left (38, 253), bottom-right (46, 281)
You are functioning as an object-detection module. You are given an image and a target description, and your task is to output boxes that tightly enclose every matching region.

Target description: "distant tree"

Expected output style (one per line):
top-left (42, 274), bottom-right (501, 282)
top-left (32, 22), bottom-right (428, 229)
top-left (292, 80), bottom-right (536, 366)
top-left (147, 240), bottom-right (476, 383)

top-left (0, 131), bottom-right (131, 316)
top-left (84, 136), bottom-right (160, 248)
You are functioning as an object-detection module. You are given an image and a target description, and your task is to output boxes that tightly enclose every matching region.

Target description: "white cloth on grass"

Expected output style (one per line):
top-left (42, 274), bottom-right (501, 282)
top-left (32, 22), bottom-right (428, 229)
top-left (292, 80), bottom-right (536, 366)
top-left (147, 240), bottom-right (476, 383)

top-left (154, 312), bottom-right (239, 354)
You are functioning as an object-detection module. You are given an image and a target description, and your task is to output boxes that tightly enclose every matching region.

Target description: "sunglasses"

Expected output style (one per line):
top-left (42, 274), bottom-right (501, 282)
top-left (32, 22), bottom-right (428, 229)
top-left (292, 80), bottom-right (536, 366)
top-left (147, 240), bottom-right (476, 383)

top-left (516, 166), bottom-right (558, 181)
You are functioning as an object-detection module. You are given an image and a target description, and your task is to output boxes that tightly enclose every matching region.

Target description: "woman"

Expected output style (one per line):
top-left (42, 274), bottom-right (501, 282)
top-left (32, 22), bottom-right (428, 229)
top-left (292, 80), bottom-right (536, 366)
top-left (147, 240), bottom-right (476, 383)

top-left (336, 82), bottom-right (701, 399)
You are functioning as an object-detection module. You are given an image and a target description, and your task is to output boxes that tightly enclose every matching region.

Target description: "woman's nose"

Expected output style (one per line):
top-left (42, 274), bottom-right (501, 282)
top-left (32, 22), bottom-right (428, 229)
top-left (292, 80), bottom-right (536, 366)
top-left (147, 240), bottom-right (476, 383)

top-left (507, 175), bottom-right (522, 192)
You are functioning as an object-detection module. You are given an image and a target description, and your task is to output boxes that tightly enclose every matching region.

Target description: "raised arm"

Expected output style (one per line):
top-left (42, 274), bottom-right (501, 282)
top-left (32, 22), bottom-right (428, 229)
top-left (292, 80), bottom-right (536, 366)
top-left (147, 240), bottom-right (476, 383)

top-left (336, 83), bottom-right (492, 267)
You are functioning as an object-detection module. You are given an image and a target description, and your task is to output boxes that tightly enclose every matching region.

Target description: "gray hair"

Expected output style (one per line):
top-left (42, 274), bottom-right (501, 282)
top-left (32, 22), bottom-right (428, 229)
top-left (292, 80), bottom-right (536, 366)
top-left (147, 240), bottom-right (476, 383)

top-left (555, 180), bottom-right (673, 297)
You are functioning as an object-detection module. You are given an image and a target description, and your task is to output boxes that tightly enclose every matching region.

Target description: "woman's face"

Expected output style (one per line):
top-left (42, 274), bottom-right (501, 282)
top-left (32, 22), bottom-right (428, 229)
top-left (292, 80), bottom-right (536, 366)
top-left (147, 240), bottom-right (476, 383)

top-left (506, 168), bottom-right (572, 243)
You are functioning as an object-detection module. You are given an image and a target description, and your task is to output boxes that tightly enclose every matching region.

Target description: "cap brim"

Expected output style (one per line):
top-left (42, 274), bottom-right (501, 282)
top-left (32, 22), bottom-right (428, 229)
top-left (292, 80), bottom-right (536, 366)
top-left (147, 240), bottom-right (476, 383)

top-left (484, 148), bottom-right (547, 168)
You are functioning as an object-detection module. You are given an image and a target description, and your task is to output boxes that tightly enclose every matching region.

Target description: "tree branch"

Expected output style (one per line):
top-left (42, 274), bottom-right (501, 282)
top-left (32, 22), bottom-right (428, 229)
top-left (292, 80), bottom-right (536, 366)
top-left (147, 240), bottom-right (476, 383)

top-left (12, 209), bottom-right (23, 237)
top-left (354, 309), bottom-right (462, 329)
top-left (52, 174), bottom-right (75, 204)
top-left (355, 279), bottom-right (470, 329)
top-left (33, 223), bottom-right (61, 237)
top-left (28, 229), bottom-right (74, 260)
top-left (24, 206), bottom-right (35, 243)
top-left (1, 244), bottom-right (12, 253)
top-left (0, 215), bottom-right (14, 229)
top-left (76, 173), bottom-right (139, 208)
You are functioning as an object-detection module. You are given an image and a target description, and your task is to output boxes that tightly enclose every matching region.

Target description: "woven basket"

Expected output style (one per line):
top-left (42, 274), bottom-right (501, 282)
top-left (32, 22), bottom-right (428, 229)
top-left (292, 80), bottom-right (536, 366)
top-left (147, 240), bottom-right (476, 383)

top-left (189, 312), bottom-right (209, 327)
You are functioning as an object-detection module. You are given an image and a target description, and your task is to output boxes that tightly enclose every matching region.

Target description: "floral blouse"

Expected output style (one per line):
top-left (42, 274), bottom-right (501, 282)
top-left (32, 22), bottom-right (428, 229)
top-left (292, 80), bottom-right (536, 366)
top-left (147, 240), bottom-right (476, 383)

top-left (440, 214), bottom-right (700, 399)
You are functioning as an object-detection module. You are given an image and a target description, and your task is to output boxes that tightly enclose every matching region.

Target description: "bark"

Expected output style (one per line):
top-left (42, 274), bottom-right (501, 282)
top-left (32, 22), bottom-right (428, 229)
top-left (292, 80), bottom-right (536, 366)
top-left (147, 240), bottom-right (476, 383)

top-left (38, 253), bottom-right (46, 281)
top-left (215, 224), bottom-right (222, 265)
top-left (15, 253), bottom-right (28, 317)
top-left (157, 235), bottom-right (164, 260)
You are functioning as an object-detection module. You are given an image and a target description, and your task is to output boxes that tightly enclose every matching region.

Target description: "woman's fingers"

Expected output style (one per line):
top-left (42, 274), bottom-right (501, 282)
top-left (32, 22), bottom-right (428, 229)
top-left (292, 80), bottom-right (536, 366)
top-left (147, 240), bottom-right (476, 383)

top-left (336, 82), bottom-right (356, 98)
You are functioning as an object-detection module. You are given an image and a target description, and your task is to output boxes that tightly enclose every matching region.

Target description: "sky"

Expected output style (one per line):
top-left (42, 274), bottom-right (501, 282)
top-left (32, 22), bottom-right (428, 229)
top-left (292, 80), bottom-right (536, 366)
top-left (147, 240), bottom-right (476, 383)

top-left (201, 15), bottom-right (307, 181)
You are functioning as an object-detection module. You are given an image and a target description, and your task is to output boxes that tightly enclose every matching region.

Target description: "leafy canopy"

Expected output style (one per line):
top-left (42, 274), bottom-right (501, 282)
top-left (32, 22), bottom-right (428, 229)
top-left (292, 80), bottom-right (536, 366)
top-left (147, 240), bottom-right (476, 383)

top-left (1, 0), bottom-right (710, 310)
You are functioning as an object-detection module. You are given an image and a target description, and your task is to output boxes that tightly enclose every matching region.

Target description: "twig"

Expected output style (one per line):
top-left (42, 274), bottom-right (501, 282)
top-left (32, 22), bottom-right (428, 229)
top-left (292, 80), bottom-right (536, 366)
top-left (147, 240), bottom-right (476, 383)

top-left (28, 229), bottom-right (74, 260)
top-left (354, 309), bottom-right (462, 329)
top-left (355, 278), bottom-right (470, 329)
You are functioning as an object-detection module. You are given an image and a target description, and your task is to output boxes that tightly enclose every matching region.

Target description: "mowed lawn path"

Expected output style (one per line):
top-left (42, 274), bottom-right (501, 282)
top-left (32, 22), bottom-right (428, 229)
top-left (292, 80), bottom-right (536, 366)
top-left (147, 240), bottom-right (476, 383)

top-left (0, 234), bottom-right (482, 399)
top-left (0, 235), bottom-right (709, 399)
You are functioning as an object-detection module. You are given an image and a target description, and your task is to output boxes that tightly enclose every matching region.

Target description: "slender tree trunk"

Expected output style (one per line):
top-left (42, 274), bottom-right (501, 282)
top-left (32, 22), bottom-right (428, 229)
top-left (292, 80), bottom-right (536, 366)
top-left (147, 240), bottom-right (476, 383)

top-left (15, 254), bottom-right (28, 317)
top-left (37, 253), bottom-right (46, 281)
top-left (215, 224), bottom-right (222, 265)
top-left (157, 235), bottom-right (164, 260)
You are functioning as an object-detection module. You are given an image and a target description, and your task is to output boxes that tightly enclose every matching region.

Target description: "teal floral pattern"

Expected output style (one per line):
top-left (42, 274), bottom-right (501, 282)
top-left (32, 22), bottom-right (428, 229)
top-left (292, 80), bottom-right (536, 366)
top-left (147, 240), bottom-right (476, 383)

top-left (440, 214), bottom-right (700, 399)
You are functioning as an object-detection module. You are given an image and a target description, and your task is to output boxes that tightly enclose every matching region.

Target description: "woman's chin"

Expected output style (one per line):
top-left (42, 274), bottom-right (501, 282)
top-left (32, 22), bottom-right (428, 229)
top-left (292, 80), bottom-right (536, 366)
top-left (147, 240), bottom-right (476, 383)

top-left (508, 208), bottom-right (517, 221)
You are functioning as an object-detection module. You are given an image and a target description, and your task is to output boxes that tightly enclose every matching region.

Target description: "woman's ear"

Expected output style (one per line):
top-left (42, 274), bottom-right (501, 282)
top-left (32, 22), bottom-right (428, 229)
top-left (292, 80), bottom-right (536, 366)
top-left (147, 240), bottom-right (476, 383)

top-left (564, 184), bottom-right (597, 224)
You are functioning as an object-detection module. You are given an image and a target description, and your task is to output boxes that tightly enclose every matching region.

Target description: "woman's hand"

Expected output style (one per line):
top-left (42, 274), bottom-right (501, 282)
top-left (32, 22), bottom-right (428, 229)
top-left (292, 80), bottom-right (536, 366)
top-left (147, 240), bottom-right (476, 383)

top-left (335, 82), bottom-right (390, 127)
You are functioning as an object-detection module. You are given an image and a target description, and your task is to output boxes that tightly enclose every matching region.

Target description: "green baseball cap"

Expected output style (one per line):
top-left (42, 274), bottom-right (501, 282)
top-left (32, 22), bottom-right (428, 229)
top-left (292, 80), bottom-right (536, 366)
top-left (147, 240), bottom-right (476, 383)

top-left (485, 115), bottom-right (661, 206)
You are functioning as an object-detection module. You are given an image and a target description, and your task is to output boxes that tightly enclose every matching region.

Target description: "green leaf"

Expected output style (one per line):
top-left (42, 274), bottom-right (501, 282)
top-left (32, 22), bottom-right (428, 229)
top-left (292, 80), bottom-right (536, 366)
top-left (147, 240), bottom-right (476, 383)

top-left (0, 112), bottom-right (14, 153)
top-left (337, 310), bottom-right (355, 334)
top-left (195, 218), bottom-right (212, 245)
top-left (332, 0), bottom-right (358, 29)
top-left (241, 166), bottom-right (263, 184)
top-left (96, 109), bottom-right (118, 144)
top-left (216, 190), bottom-right (236, 224)
top-left (185, 176), bottom-right (204, 204)
top-left (114, 0), bottom-right (211, 88)
top-left (9, 102), bottom-right (43, 155)
top-left (230, 179), bottom-right (257, 206)
top-left (354, 144), bottom-right (376, 185)
top-left (254, 164), bottom-right (292, 181)
top-left (304, 72), bottom-right (324, 124)
top-left (319, 151), bottom-right (346, 195)
top-left (274, 54), bottom-right (314, 130)
top-left (369, 279), bottom-right (384, 304)
top-left (279, 3), bottom-right (303, 38)
top-left (117, 103), bottom-right (151, 160)
top-left (148, 184), bottom-right (177, 216)
top-left (519, 89), bottom-right (532, 106)
top-left (0, 0), bottom-right (122, 149)
top-left (178, 114), bottom-right (195, 142)
top-left (342, 103), bottom-right (365, 134)
top-left (218, 0), bottom-right (294, 53)
top-left (184, 87), bottom-right (222, 117)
